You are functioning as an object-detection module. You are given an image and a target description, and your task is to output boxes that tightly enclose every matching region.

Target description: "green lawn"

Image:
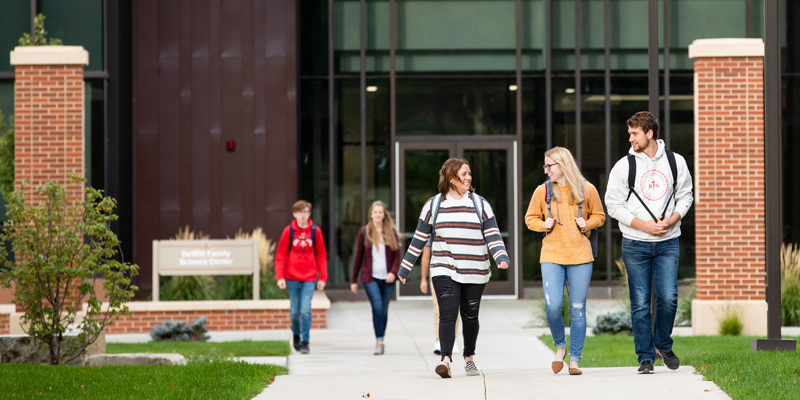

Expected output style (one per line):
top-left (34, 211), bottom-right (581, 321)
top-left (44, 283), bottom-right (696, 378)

top-left (0, 362), bottom-right (287, 400)
top-left (541, 334), bottom-right (800, 400)
top-left (106, 340), bottom-right (291, 358)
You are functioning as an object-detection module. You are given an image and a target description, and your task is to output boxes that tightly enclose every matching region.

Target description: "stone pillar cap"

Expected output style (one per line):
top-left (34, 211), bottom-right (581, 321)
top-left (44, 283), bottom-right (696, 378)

top-left (10, 45), bottom-right (89, 66)
top-left (688, 38), bottom-right (764, 59)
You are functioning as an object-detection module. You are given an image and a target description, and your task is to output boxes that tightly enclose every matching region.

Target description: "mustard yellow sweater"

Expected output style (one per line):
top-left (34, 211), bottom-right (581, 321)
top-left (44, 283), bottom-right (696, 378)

top-left (525, 181), bottom-right (606, 265)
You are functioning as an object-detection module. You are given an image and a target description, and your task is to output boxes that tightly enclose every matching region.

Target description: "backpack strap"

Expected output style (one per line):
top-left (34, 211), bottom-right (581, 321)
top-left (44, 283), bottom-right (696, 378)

top-left (659, 150), bottom-right (679, 219)
top-left (429, 193), bottom-right (444, 239)
top-left (289, 225), bottom-right (295, 251)
top-left (626, 154), bottom-right (636, 202)
top-left (544, 180), bottom-right (554, 220)
top-left (468, 192), bottom-right (488, 242)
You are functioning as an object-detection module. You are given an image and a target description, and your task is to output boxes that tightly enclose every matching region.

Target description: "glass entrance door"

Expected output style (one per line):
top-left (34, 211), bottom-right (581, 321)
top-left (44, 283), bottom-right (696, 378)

top-left (396, 139), bottom-right (517, 298)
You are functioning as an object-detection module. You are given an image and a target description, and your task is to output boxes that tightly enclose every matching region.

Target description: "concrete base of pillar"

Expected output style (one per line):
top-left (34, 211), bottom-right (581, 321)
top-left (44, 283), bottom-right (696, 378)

top-left (692, 299), bottom-right (767, 336)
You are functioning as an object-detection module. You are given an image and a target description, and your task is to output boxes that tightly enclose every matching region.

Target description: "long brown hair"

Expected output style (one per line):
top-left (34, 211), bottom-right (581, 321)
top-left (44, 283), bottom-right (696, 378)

top-left (365, 201), bottom-right (400, 251)
top-left (438, 158), bottom-right (476, 196)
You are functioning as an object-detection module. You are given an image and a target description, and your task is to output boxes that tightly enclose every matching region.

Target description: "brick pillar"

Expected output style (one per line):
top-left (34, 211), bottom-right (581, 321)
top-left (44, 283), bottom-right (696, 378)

top-left (689, 39), bottom-right (767, 335)
top-left (10, 46), bottom-right (89, 204)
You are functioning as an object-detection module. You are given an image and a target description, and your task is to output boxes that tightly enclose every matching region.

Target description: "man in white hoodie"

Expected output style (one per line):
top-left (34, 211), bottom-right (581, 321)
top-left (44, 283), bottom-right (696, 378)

top-left (605, 111), bottom-right (693, 375)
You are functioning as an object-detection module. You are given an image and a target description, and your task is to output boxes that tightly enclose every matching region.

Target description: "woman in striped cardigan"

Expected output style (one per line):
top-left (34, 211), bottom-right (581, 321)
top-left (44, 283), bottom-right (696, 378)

top-left (398, 158), bottom-right (510, 379)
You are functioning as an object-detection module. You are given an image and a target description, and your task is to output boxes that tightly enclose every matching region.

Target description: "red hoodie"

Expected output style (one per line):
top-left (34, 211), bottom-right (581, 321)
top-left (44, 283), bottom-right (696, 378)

top-left (274, 219), bottom-right (327, 282)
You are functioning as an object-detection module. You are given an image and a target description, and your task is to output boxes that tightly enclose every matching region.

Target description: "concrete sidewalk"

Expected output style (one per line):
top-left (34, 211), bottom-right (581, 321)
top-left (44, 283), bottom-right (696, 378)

top-left (255, 300), bottom-right (730, 399)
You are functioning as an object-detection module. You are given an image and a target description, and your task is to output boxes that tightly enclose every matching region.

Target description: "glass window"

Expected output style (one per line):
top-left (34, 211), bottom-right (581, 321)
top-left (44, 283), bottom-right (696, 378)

top-left (0, 0), bottom-right (29, 73)
top-left (301, 0), bottom-right (329, 76)
top-left (85, 79), bottom-right (105, 191)
top-left (396, 78), bottom-right (517, 136)
top-left (38, 0), bottom-right (104, 71)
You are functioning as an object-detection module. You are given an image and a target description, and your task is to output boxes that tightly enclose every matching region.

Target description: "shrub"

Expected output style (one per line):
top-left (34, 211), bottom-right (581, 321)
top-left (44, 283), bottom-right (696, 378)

top-left (0, 108), bottom-right (14, 196)
top-left (716, 303), bottom-right (744, 336)
top-left (159, 275), bottom-right (215, 301)
top-left (781, 243), bottom-right (800, 326)
top-left (675, 280), bottom-right (695, 327)
top-left (0, 177), bottom-right (139, 365)
top-left (18, 14), bottom-right (63, 46)
top-left (150, 317), bottom-right (210, 342)
top-left (592, 311), bottom-right (633, 335)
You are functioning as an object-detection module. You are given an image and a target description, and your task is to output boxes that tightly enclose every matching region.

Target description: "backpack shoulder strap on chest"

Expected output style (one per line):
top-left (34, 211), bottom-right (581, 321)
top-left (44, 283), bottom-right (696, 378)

top-left (544, 180), bottom-right (554, 219)
top-left (469, 192), bottom-right (485, 223)
top-left (665, 150), bottom-right (678, 188)
top-left (626, 154), bottom-right (636, 201)
top-left (289, 225), bottom-right (295, 251)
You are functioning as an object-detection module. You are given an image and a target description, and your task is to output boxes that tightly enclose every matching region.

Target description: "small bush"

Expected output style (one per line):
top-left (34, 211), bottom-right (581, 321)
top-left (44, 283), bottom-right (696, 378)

top-left (716, 303), bottom-right (744, 336)
top-left (592, 311), bottom-right (633, 335)
top-left (150, 317), bottom-right (210, 342)
top-left (159, 275), bottom-right (215, 301)
top-left (781, 243), bottom-right (800, 326)
top-left (675, 280), bottom-right (695, 327)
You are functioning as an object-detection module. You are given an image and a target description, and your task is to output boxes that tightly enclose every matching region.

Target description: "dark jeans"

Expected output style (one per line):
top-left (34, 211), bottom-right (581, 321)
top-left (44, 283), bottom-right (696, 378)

top-left (432, 276), bottom-right (485, 361)
top-left (622, 237), bottom-right (680, 364)
top-left (363, 278), bottom-right (395, 341)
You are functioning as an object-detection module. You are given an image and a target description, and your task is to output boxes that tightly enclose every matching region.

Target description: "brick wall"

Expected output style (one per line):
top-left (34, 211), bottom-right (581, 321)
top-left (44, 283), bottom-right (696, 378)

top-left (104, 309), bottom-right (326, 334)
top-left (694, 55), bottom-right (765, 301)
top-left (14, 63), bottom-right (85, 204)
top-left (0, 313), bottom-right (9, 335)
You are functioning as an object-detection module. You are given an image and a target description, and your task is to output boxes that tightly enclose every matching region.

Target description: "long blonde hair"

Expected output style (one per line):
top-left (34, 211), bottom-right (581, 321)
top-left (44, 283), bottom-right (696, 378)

top-left (545, 147), bottom-right (586, 204)
top-left (365, 201), bottom-right (400, 251)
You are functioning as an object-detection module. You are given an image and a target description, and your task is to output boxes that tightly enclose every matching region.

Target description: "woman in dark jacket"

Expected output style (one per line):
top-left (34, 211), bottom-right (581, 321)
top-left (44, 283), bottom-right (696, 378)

top-left (351, 200), bottom-right (402, 355)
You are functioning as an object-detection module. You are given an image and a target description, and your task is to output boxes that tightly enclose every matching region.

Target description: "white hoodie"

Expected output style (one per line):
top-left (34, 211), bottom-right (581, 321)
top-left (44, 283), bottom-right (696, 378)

top-left (605, 139), bottom-right (694, 242)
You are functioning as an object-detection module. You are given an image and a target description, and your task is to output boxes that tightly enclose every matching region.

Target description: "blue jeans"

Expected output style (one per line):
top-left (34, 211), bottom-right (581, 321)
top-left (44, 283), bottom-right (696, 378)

top-left (541, 262), bottom-right (592, 362)
top-left (287, 280), bottom-right (316, 342)
top-left (622, 237), bottom-right (680, 364)
top-left (363, 278), bottom-right (395, 341)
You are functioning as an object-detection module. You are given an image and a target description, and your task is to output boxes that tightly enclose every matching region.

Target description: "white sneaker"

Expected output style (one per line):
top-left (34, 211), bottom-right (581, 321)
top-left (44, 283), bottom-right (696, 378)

top-left (433, 341), bottom-right (441, 355)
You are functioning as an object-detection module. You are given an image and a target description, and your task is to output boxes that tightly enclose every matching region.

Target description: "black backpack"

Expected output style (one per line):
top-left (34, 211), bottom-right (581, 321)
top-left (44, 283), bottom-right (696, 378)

top-left (289, 224), bottom-right (317, 252)
top-left (625, 151), bottom-right (678, 221)
top-left (543, 180), bottom-right (598, 258)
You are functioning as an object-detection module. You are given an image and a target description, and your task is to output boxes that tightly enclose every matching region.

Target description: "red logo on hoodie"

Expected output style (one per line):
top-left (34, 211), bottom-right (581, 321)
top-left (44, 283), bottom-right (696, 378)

top-left (640, 170), bottom-right (668, 201)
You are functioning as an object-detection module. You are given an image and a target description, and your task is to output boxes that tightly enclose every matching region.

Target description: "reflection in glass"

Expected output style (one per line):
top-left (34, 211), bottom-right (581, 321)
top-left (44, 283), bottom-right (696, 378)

top-left (464, 149), bottom-right (509, 282)
top-left (396, 79), bottom-right (516, 136)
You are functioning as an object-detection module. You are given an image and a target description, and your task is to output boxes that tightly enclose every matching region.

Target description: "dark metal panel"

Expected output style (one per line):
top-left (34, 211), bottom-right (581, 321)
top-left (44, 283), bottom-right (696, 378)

top-left (157, 0), bottom-right (181, 220)
top-left (545, 0), bottom-right (552, 149)
top-left (220, 0), bottom-right (244, 236)
top-left (746, 0), bottom-right (752, 38)
top-left (179, 0), bottom-right (194, 227)
top-left (390, 0), bottom-right (396, 213)
top-left (209, 0), bottom-right (224, 237)
top-left (763, 0), bottom-right (784, 341)
top-left (604, 0), bottom-right (612, 281)
top-left (663, 0), bottom-right (670, 148)
top-left (648, 0), bottom-right (659, 119)
top-left (190, 0), bottom-right (212, 234)
top-left (360, 0), bottom-right (367, 226)
top-left (253, 0), bottom-right (268, 227)
top-left (106, 0), bottom-right (134, 267)
top-left (575, 0), bottom-right (582, 165)
top-left (328, 0), bottom-right (337, 283)
top-left (241, 0), bottom-right (256, 230)
top-left (515, 0), bottom-right (523, 297)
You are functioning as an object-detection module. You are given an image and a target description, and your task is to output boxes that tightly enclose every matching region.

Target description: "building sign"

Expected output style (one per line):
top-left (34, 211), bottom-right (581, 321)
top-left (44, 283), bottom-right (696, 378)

top-left (152, 240), bottom-right (260, 301)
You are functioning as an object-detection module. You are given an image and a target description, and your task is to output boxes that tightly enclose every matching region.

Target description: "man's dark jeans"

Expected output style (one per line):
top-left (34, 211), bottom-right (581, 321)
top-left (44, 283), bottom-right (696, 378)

top-left (432, 276), bottom-right (485, 361)
top-left (622, 237), bottom-right (680, 364)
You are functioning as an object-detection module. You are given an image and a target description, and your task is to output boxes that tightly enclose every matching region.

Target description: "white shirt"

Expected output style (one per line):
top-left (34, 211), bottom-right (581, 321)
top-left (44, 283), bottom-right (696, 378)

top-left (371, 242), bottom-right (388, 280)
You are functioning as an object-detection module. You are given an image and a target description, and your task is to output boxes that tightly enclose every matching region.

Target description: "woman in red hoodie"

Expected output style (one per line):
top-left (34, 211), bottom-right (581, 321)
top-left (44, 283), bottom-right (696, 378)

top-left (351, 200), bottom-right (402, 355)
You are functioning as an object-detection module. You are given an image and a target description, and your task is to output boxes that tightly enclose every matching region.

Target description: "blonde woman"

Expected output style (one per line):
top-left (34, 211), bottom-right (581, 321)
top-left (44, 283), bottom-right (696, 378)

top-left (525, 147), bottom-right (605, 376)
top-left (351, 201), bottom-right (402, 355)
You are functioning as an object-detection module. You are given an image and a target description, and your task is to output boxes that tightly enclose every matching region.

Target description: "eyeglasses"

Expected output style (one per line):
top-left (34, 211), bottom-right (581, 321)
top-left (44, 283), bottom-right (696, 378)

top-left (543, 163), bottom-right (558, 172)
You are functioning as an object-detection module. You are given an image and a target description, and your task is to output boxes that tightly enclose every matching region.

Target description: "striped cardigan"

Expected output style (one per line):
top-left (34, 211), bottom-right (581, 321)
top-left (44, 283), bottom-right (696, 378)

top-left (398, 192), bottom-right (510, 285)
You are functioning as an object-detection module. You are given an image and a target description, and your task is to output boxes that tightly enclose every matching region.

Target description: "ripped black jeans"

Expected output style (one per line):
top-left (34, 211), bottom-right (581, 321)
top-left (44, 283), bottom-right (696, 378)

top-left (432, 276), bottom-right (486, 361)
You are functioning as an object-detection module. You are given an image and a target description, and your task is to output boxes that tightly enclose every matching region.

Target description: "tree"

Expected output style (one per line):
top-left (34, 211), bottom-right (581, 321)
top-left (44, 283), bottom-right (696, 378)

top-left (0, 107), bottom-right (14, 196)
top-left (0, 176), bottom-right (138, 365)
top-left (18, 13), bottom-right (63, 46)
